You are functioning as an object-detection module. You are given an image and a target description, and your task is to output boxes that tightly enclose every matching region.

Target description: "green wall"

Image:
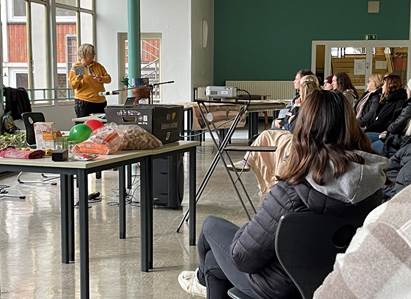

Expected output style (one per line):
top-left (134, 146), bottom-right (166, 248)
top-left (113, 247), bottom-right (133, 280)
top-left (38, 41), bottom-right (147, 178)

top-left (214, 0), bottom-right (410, 84)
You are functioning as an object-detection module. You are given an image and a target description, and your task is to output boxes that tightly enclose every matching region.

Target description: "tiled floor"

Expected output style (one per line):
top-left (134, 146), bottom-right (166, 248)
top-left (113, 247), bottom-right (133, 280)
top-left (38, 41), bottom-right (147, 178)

top-left (0, 142), bottom-right (261, 298)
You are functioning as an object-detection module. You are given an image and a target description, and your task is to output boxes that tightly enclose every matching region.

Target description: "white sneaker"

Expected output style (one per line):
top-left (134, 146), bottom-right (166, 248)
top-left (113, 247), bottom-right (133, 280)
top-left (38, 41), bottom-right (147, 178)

top-left (178, 268), bottom-right (207, 298)
top-left (227, 160), bottom-right (250, 172)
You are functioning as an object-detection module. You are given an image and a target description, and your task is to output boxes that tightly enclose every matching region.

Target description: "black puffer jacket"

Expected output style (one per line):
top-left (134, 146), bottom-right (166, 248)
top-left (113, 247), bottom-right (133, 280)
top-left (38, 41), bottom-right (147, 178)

top-left (365, 88), bottom-right (407, 133)
top-left (387, 98), bottom-right (411, 134)
top-left (357, 88), bottom-right (382, 128)
top-left (230, 152), bottom-right (387, 299)
top-left (385, 144), bottom-right (411, 199)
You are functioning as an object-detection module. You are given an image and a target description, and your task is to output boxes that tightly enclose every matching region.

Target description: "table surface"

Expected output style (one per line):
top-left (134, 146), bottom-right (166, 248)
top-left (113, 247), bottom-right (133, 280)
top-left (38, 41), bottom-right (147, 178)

top-left (0, 141), bottom-right (199, 169)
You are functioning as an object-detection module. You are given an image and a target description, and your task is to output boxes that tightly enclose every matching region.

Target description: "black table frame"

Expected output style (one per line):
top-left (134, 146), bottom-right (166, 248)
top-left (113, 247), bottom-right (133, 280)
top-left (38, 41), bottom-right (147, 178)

top-left (0, 145), bottom-right (197, 299)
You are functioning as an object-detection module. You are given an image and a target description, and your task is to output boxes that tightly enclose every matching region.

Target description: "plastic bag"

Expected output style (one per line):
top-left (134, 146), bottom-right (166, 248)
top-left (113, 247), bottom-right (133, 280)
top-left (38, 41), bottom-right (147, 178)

top-left (72, 124), bottom-right (122, 155)
top-left (117, 125), bottom-right (162, 150)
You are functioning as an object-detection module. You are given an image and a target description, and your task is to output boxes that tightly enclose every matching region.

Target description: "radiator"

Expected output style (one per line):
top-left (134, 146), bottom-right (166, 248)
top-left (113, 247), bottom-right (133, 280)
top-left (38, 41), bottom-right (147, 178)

top-left (225, 80), bottom-right (294, 100)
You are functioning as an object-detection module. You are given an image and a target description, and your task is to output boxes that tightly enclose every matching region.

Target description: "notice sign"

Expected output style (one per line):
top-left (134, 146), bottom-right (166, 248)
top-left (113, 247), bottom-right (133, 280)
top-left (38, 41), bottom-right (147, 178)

top-left (354, 59), bottom-right (366, 75)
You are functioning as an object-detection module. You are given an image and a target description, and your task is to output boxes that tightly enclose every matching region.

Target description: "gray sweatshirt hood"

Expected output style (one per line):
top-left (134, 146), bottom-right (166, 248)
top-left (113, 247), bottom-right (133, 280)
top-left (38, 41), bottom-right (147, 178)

top-left (306, 151), bottom-right (388, 204)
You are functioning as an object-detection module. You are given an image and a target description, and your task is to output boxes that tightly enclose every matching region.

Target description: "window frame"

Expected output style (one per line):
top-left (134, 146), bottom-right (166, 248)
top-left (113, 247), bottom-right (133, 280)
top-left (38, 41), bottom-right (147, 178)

top-left (2, 0), bottom-right (96, 105)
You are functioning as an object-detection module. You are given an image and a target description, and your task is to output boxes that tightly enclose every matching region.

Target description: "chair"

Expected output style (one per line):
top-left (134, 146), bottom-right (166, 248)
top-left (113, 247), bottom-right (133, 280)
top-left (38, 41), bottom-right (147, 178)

top-left (228, 212), bottom-right (362, 299)
top-left (18, 112), bottom-right (58, 184)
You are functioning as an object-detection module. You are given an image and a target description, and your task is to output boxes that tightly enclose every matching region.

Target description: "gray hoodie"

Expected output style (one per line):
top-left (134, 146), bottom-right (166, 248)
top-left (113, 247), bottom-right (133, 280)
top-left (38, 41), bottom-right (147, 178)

top-left (306, 151), bottom-right (388, 204)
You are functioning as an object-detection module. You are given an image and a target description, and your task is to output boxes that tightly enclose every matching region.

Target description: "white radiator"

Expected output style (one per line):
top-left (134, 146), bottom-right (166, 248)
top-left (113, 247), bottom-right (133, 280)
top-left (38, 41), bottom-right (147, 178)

top-left (225, 80), bottom-right (295, 100)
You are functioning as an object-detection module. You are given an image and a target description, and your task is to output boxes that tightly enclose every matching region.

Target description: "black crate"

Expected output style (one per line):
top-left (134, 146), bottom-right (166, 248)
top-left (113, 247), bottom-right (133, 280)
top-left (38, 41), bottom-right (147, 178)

top-left (105, 104), bottom-right (183, 144)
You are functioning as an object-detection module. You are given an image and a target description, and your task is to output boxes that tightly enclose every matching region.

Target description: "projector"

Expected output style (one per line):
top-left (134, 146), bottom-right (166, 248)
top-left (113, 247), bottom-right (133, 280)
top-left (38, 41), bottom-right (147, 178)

top-left (205, 86), bottom-right (237, 98)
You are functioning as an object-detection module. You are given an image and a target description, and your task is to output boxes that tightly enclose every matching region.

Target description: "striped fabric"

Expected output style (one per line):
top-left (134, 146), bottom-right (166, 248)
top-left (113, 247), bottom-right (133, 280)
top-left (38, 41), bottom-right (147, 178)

top-left (314, 185), bottom-right (411, 299)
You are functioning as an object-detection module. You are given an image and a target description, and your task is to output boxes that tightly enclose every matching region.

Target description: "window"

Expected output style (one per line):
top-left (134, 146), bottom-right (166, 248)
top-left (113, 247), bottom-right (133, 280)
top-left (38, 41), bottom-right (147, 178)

top-left (16, 73), bottom-right (28, 89)
top-left (13, 0), bottom-right (26, 17)
top-left (56, 8), bottom-right (76, 17)
top-left (124, 35), bottom-right (162, 100)
top-left (2, 0), bottom-right (95, 105)
top-left (56, 73), bottom-right (70, 99)
top-left (66, 35), bottom-right (78, 72)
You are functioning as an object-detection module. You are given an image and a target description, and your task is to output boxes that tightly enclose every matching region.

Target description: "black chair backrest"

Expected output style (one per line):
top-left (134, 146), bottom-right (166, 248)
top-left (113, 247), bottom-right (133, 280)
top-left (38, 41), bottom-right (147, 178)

top-left (21, 112), bottom-right (46, 147)
top-left (275, 212), bottom-right (363, 299)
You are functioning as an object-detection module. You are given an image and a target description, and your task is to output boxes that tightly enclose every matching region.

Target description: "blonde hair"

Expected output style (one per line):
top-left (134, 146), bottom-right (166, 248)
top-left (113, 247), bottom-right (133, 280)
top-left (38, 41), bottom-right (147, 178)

top-left (300, 75), bottom-right (320, 101)
top-left (78, 43), bottom-right (95, 60)
top-left (369, 73), bottom-right (384, 89)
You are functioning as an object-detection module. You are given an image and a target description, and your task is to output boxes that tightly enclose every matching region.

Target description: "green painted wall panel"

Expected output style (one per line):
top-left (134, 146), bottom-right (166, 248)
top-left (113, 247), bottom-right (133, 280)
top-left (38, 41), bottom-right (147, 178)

top-left (214, 0), bottom-right (410, 84)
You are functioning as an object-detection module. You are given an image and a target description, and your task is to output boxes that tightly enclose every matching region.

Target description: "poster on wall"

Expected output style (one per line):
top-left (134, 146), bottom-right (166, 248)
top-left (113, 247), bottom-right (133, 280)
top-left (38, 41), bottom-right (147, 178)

top-left (354, 59), bottom-right (366, 75)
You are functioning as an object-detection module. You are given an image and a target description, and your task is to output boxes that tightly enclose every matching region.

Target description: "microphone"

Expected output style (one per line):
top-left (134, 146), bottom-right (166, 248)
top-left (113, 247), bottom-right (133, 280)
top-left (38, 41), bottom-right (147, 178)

top-left (98, 90), bottom-right (120, 96)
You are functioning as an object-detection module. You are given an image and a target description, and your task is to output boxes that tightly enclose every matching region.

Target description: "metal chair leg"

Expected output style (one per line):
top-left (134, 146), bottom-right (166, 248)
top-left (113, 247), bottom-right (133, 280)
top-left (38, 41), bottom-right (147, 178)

top-left (17, 172), bottom-right (59, 185)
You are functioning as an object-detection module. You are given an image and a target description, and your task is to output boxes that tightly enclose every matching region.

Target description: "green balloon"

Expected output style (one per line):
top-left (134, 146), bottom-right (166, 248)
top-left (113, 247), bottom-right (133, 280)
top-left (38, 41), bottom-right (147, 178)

top-left (69, 124), bottom-right (92, 142)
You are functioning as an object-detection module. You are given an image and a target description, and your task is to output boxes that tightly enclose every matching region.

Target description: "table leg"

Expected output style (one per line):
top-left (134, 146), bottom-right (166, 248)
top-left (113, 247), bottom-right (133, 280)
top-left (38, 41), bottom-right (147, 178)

top-left (248, 112), bottom-right (259, 144)
top-left (187, 108), bottom-right (193, 141)
top-left (78, 171), bottom-right (90, 299)
top-left (189, 148), bottom-right (196, 246)
top-left (68, 174), bottom-right (75, 262)
top-left (119, 165), bottom-right (126, 239)
top-left (127, 164), bottom-right (132, 190)
top-left (140, 157), bottom-right (153, 272)
top-left (60, 174), bottom-right (69, 264)
top-left (148, 159), bottom-right (153, 269)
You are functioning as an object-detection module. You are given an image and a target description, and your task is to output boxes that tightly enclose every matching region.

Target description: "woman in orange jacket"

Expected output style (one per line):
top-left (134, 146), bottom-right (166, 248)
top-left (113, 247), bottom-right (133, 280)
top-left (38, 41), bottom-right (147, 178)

top-left (68, 43), bottom-right (111, 117)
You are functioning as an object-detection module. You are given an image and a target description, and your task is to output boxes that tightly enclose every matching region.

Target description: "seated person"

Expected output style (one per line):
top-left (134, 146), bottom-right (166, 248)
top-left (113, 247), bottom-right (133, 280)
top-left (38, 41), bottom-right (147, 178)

top-left (372, 78), bottom-right (411, 156)
top-left (332, 72), bottom-right (359, 107)
top-left (178, 90), bottom-right (387, 299)
top-left (355, 73), bottom-right (383, 124)
top-left (364, 74), bottom-right (407, 154)
top-left (228, 74), bottom-right (320, 196)
top-left (314, 184), bottom-right (411, 299)
top-left (384, 143), bottom-right (411, 199)
top-left (273, 69), bottom-right (314, 131)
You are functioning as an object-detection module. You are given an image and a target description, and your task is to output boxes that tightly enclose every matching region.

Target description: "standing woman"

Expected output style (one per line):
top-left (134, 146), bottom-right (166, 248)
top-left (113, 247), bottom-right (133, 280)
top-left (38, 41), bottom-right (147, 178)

top-left (69, 44), bottom-right (111, 117)
top-left (332, 72), bottom-right (359, 106)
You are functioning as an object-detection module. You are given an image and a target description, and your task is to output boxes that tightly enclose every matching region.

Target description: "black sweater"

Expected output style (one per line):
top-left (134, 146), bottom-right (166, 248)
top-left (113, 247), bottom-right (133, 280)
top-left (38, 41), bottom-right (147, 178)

top-left (387, 98), bottom-right (411, 134)
top-left (357, 88), bottom-right (382, 128)
top-left (365, 89), bottom-right (407, 133)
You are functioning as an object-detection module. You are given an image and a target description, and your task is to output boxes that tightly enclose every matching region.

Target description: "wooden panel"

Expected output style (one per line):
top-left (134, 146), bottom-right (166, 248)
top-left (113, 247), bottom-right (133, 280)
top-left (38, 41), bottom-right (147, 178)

top-left (7, 23), bottom-right (76, 64)
top-left (56, 23), bottom-right (77, 63)
top-left (8, 24), bottom-right (27, 62)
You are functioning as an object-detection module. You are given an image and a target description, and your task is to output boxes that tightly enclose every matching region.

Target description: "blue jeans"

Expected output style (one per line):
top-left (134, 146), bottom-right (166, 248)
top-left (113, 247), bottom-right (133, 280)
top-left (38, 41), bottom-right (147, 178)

top-left (366, 132), bottom-right (384, 155)
top-left (197, 216), bottom-right (259, 299)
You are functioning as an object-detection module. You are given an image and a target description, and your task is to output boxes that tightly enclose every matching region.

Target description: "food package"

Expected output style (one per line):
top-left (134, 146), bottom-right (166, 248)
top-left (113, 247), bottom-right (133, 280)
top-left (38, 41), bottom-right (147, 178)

top-left (117, 125), bottom-right (162, 150)
top-left (33, 122), bottom-right (62, 150)
top-left (71, 125), bottom-right (122, 155)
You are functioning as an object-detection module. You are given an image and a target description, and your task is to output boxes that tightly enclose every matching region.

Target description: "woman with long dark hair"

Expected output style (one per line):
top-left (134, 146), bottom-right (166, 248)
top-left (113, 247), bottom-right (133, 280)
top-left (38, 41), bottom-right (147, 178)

top-left (178, 90), bottom-right (387, 299)
top-left (332, 72), bottom-right (359, 106)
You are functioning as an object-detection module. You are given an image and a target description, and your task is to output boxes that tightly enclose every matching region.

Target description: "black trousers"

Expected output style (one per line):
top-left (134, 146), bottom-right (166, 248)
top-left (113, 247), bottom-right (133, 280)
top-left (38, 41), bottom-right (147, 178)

top-left (197, 216), bottom-right (259, 299)
top-left (74, 99), bottom-right (107, 118)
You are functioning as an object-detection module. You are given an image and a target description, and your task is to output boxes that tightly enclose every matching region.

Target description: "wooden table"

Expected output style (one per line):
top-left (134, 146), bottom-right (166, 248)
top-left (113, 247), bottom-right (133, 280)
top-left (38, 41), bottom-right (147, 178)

top-left (0, 141), bottom-right (199, 299)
